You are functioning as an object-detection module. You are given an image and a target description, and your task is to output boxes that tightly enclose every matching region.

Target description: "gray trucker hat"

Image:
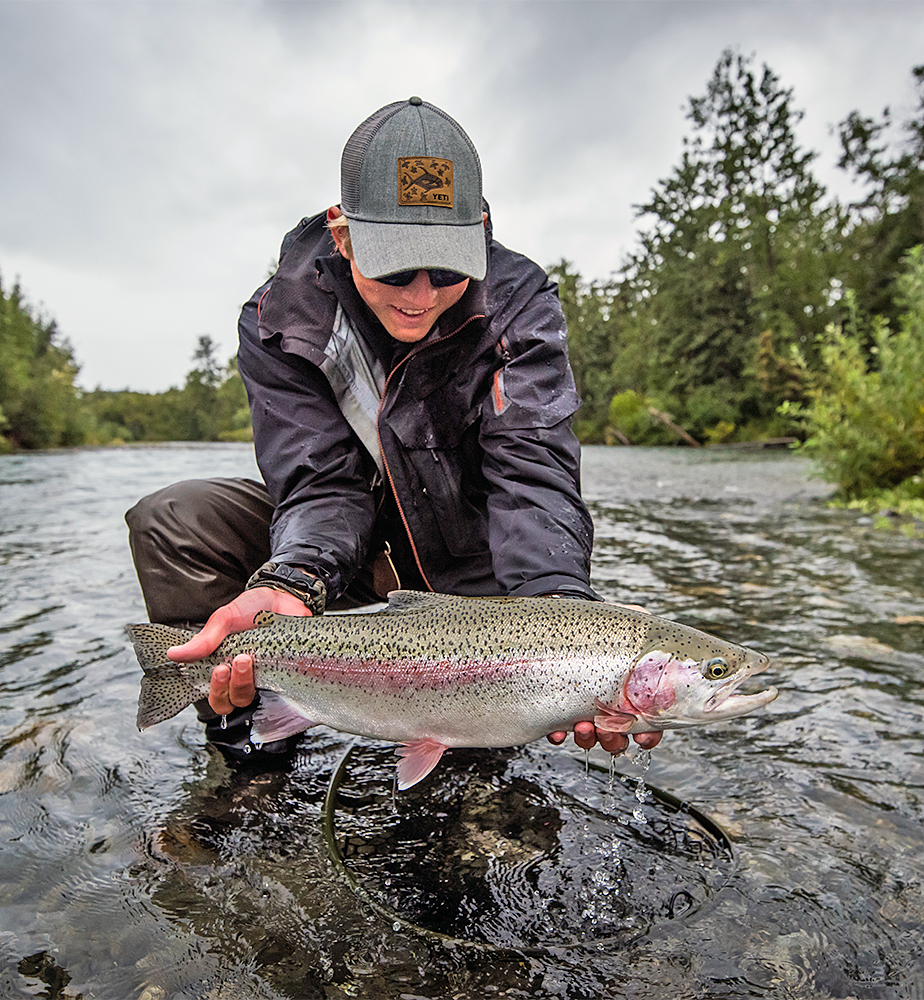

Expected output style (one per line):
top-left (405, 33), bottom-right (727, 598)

top-left (340, 97), bottom-right (486, 281)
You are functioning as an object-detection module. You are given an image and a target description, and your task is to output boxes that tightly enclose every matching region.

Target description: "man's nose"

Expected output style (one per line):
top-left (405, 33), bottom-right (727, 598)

top-left (402, 270), bottom-right (439, 300)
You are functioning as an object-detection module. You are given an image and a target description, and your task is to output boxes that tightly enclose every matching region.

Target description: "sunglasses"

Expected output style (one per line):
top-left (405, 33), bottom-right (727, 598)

top-left (374, 268), bottom-right (469, 288)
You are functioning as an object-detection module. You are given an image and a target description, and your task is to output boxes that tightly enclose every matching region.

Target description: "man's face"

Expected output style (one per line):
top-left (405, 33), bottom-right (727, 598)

top-left (347, 261), bottom-right (469, 343)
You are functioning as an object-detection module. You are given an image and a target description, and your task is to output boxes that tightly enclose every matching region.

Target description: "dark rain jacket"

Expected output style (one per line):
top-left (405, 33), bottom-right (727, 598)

top-left (237, 210), bottom-right (597, 603)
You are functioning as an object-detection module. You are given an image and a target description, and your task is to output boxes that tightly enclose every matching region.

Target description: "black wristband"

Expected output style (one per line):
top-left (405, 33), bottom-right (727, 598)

top-left (245, 561), bottom-right (327, 615)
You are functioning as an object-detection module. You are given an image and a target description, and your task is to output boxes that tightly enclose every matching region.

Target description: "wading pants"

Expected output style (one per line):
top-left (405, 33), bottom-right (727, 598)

top-left (125, 477), bottom-right (385, 628)
top-left (125, 476), bottom-right (385, 742)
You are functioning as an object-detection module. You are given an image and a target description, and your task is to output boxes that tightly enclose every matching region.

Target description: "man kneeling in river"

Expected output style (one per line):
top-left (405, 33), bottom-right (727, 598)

top-left (126, 97), bottom-right (662, 763)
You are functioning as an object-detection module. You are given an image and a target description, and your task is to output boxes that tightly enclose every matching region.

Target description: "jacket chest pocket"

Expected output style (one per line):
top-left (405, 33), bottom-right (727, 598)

top-left (386, 400), bottom-right (489, 558)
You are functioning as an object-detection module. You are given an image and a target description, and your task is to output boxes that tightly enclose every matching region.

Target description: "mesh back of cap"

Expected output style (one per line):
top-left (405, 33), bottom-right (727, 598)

top-left (341, 102), bottom-right (406, 214)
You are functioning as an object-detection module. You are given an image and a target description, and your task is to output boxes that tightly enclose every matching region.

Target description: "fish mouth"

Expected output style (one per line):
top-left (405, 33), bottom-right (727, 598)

top-left (705, 684), bottom-right (779, 715)
top-left (705, 655), bottom-right (777, 715)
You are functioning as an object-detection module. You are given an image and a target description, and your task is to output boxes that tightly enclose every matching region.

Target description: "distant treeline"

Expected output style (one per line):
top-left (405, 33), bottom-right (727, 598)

top-left (1, 50), bottom-right (922, 511)
top-left (0, 307), bottom-right (251, 450)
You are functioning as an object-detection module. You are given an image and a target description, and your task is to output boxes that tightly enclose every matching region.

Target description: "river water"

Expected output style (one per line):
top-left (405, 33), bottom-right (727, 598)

top-left (0, 443), bottom-right (922, 999)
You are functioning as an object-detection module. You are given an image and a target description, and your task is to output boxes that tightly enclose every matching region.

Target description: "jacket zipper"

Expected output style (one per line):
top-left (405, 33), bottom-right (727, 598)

top-left (375, 313), bottom-right (486, 592)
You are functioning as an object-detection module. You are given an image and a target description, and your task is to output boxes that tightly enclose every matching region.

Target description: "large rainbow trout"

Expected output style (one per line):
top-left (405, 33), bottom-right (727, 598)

top-left (129, 591), bottom-right (777, 788)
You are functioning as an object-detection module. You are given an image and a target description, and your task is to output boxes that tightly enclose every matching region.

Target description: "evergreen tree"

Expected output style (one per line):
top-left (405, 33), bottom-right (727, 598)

top-left (180, 335), bottom-right (225, 440)
top-left (837, 64), bottom-right (924, 326)
top-left (0, 275), bottom-right (86, 450)
top-left (549, 261), bottom-right (622, 440)
top-left (619, 49), bottom-right (840, 437)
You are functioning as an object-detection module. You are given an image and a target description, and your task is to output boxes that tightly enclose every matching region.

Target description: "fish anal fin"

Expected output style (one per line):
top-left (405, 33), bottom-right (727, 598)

top-left (394, 737), bottom-right (448, 790)
top-left (593, 697), bottom-right (637, 734)
top-left (251, 691), bottom-right (317, 742)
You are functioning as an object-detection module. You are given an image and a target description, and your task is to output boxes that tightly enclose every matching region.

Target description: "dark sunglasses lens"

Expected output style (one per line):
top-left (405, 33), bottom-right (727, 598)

top-left (375, 269), bottom-right (468, 288)
top-left (427, 269), bottom-right (468, 287)
top-left (376, 270), bottom-right (417, 287)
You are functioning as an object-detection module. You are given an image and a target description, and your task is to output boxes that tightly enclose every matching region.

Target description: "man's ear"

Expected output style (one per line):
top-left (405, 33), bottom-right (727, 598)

top-left (327, 206), bottom-right (349, 258)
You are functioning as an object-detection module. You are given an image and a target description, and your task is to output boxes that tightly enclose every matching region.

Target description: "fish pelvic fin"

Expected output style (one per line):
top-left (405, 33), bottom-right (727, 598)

top-left (593, 698), bottom-right (637, 734)
top-left (394, 737), bottom-right (448, 790)
top-left (127, 623), bottom-right (201, 730)
top-left (251, 691), bottom-right (318, 743)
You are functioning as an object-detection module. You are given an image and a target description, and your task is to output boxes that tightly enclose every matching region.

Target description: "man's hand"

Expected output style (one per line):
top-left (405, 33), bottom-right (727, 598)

top-left (546, 725), bottom-right (663, 755)
top-left (166, 587), bottom-right (311, 715)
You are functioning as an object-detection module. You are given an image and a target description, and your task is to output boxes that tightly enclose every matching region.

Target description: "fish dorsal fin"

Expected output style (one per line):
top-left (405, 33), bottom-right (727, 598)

top-left (385, 590), bottom-right (460, 613)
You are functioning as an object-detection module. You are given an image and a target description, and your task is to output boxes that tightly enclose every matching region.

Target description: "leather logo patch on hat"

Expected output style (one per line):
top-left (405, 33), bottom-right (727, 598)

top-left (398, 157), bottom-right (454, 207)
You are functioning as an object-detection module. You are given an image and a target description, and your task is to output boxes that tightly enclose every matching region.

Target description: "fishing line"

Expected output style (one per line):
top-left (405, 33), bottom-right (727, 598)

top-left (320, 742), bottom-right (735, 955)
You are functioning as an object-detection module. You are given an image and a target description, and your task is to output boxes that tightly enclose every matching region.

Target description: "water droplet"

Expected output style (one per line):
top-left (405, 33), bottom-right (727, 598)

top-left (220, 715), bottom-right (228, 730)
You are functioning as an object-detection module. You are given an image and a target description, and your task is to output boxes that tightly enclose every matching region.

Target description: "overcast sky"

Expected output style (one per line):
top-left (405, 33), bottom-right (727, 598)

top-left (2, 0), bottom-right (922, 392)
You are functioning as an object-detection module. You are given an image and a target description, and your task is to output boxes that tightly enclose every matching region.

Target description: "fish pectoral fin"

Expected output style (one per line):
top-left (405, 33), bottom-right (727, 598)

top-left (593, 698), bottom-right (637, 734)
top-left (250, 691), bottom-right (318, 743)
top-left (394, 738), bottom-right (448, 790)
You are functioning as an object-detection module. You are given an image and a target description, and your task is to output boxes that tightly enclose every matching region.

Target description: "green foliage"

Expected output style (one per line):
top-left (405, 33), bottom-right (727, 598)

top-left (550, 261), bottom-right (622, 438)
top-left (0, 273), bottom-right (253, 449)
top-left (620, 48), bottom-right (841, 433)
top-left (0, 274), bottom-right (87, 450)
top-left (82, 345), bottom-right (251, 445)
top-left (836, 65), bottom-right (924, 326)
top-left (608, 390), bottom-right (649, 442)
top-left (783, 246), bottom-right (924, 499)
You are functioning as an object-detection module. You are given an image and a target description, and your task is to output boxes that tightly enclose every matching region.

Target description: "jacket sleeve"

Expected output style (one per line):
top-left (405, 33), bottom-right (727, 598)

top-left (478, 254), bottom-right (598, 600)
top-left (237, 285), bottom-right (377, 599)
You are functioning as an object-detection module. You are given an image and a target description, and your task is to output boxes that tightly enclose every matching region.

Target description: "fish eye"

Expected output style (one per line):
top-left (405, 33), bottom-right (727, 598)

top-left (704, 657), bottom-right (730, 680)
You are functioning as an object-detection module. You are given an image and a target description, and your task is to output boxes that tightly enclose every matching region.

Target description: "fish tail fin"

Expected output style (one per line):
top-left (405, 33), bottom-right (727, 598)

top-left (394, 738), bottom-right (448, 790)
top-left (126, 623), bottom-right (203, 730)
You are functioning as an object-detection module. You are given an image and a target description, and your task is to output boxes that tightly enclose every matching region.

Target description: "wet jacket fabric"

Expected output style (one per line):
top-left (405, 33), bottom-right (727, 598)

top-left (237, 210), bottom-right (597, 602)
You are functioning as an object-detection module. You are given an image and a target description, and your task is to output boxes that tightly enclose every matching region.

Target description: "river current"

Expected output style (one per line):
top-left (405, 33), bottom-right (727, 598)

top-left (0, 443), bottom-right (922, 999)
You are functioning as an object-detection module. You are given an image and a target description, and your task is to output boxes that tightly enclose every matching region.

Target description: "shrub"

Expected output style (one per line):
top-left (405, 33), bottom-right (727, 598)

top-left (783, 246), bottom-right (924, 498)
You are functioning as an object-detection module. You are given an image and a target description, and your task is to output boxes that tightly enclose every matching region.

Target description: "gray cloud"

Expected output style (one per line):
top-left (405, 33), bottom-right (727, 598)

top-left (1, 0), bottom-right (921, 390)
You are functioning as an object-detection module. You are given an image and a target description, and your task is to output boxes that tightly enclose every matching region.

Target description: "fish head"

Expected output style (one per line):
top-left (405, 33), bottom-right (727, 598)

top-left (619, 626), bottom-right (777, 729)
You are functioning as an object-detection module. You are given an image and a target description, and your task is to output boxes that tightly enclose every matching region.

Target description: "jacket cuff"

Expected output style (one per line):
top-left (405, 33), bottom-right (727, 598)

top-left (507, 577), bottom-right (601, 601)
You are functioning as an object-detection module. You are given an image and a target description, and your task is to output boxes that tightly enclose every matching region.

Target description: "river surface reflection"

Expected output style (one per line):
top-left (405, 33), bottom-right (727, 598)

top-left (0, 443), bottom-right (922, 999)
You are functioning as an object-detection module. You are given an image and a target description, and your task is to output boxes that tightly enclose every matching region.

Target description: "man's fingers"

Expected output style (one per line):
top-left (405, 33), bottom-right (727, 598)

top-left (573, 721), bottom-right (597, 750)
top-left (208, 663), bottom-right (234, 716)
top-left (228, 653), bottom-right (256, 708)
top-left (598, 731), bottom-right (630, 755)
top-left (207, 654), bottom-right (256, 715)
top-left (547, 721), bottom-right (661, 756)
top-left (168, 608), bottom-right (235, 662)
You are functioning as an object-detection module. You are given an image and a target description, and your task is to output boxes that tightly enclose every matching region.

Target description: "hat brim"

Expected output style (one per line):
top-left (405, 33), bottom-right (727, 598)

top-left (347, 219), bottom-right (487, 282)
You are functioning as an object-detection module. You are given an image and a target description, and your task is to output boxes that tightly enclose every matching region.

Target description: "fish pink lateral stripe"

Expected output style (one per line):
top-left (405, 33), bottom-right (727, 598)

top-left (269, 652), bottom-right (546, 694)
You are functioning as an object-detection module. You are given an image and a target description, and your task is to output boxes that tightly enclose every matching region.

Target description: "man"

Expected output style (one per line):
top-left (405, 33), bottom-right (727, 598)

top-left (127, 97), bottom-right (661, 762)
